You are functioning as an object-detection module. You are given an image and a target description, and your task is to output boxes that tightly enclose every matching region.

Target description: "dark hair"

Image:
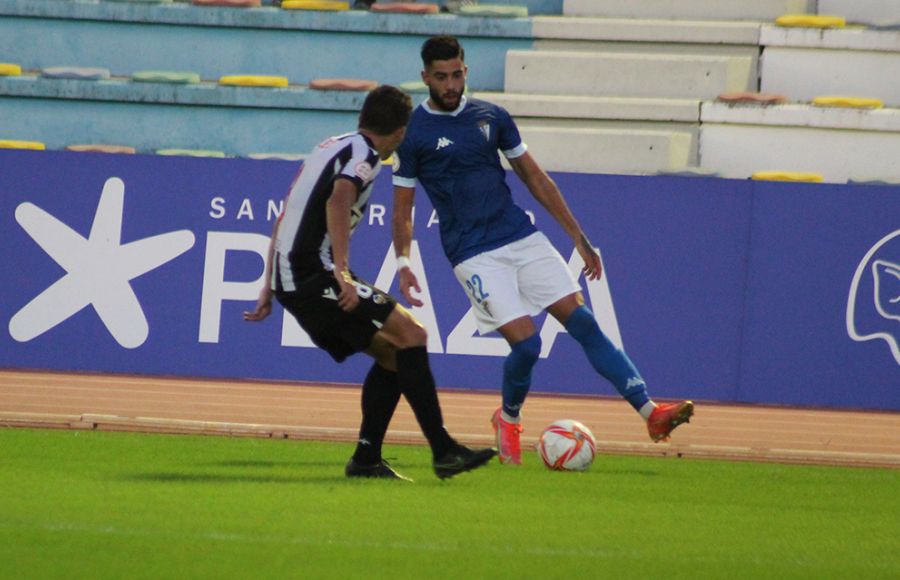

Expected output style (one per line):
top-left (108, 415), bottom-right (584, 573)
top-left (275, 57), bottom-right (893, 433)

top-left (421, 35), bottom-right (465, 67)
top-left (358, 85), bottom-right (412, 135)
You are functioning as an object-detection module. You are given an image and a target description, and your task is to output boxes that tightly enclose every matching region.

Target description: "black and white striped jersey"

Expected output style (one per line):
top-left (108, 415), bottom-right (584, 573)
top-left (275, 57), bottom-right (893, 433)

top-left (273, 132), bottom-right (381, 292)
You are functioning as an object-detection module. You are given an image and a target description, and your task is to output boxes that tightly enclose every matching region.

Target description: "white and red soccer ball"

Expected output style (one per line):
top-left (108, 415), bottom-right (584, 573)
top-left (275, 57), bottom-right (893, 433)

top-left (537, 419), bottom-right (597, 471)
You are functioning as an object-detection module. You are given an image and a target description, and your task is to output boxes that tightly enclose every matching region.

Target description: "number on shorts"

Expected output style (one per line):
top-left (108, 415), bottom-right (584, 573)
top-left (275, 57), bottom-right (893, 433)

top-left (465, 274), bottom-right (490, 304)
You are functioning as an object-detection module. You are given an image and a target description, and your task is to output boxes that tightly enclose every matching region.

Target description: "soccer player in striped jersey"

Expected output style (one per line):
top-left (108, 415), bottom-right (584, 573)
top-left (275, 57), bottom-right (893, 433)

top-left (244, 85), bottom-right (495, 480)
top-left (392, 36), bottom-right (694, 465)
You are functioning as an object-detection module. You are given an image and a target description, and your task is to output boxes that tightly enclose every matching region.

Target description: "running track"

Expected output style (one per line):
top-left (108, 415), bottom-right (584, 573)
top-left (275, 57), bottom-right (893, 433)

top-left (1, 370), bottom-right (897, 469)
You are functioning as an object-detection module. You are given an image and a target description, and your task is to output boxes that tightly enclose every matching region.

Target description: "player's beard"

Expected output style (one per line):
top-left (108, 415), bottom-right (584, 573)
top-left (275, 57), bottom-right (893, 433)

top-left (429, 84), bottom-right (465, 112)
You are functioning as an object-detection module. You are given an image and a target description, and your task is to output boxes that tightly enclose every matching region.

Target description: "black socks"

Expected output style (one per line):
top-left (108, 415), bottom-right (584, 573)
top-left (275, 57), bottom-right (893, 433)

top-left (352, 363), bottom-right (401, 466)
top-left (396, 346), bottom-right (455, 459)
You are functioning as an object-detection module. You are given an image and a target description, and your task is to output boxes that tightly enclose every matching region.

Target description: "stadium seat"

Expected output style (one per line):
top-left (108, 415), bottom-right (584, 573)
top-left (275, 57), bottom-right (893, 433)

top-left (308, 78), bottom-right (378, 91)
top-left (398, 81), bottom-right (428, 94)
top-left (219, 75), bottom-right (289, 87)
top-left (655, 167), bottom-right (721, 178)
top-left (247, 152), bottom-right (307, 161)
top-left (751, 171), bottom-right (824, 182)
top-left (41, 67), bottom-right (111, 80)
top-left (717, 92), bottom-right (789, 105)
top-left (155, 148), bottom-right (228, 157)
top-left (280, 0), bottom-right (349, 10)
top-left (66, 144), bottom-right (138, 154)
top-left (775, 15), bottom-right (846, 28)
top-left (811, 96), bottom-right (883, 109)
top-left (192, 0), bottom-right (262, 7)
top-left (132, 71), bottom-right (202, 84)
top-left (370, 3), bottom-right (440, 14)
top-left (458, 5), bottom-right (528, 18)
top-left (0, 140), bottom-right (46, 150)
top-left (867, 21), bottom-right (900, 31)
top-left (0, 63), bottom-right (22, 76)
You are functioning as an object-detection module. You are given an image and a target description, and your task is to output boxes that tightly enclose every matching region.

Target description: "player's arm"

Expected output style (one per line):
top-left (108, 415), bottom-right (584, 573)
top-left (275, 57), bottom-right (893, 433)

top-left (509, 151), bottom-right (602, 280)
top-left (243, 215), bottom-right (281, 322)
top-left (392, 184), bottom-right (423, 307)
top-left (328, 177), bottom-right (361, 312)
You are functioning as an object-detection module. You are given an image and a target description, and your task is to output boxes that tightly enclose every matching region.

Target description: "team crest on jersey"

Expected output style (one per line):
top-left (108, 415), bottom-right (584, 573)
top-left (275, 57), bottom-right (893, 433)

top-left (354, 161), bottom-right (373, 181)
top-left (478, 121), bottom-right (491, 142)
top-left (392, 153), bottom-right (401, 173)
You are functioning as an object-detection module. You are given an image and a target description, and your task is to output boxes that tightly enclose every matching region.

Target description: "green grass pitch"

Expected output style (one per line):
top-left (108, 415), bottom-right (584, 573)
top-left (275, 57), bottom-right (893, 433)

top-left (1, 428), bottom-right (897, 579)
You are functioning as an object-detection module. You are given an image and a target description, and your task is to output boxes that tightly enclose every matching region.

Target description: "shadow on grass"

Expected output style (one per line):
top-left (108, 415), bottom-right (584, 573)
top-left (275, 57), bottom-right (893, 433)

top-left (121, 472), bottom-right (350, 485)
top-left (198, 460), bottom-right (346, 469)
top-left (118, 456), bottom-right (426, 484)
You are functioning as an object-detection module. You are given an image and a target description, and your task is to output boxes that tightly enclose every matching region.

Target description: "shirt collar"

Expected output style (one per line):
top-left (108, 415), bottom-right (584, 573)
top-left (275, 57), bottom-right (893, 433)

top-left (422, 95), bottom-right (467, 117)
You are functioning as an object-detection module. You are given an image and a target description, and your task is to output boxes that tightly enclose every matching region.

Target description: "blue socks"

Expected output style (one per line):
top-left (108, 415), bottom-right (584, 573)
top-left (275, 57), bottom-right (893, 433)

top-left (501, 333), bottom-right (541, 418)
top-left (564, 306), bottom-right (650, 412)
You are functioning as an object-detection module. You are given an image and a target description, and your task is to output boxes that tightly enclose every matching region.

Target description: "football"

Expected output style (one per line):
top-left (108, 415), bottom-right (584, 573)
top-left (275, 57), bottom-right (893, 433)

top-left (537, 419), bottom-right (597, 471)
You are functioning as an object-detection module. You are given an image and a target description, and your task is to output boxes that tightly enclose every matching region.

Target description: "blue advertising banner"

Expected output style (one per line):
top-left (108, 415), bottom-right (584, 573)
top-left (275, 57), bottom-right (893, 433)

top-left (1, 150), bottom-right (898, 410)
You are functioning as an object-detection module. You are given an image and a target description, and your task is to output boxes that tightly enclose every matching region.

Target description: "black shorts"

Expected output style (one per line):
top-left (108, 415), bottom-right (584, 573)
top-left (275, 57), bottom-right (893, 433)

top-left (275, 271), bottom-right (397, 363)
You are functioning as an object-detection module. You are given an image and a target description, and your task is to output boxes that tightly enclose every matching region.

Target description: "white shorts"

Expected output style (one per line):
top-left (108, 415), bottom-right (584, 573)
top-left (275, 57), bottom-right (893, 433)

top-left (453, 232), bottom-right (580, 333)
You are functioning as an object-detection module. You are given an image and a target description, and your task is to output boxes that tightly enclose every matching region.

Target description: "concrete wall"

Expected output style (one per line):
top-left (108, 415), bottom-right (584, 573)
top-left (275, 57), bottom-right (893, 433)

top-left (818, 0), bottom-right (900, 24)
top-left (699, 102), bottom-right (900, 182)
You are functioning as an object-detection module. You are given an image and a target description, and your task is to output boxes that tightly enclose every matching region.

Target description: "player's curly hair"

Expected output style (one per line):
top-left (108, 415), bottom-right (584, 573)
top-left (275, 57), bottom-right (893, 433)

top-left (358, 85), bottom-right (412, 136)
top-left (421, 35), bottom-right (465, 67)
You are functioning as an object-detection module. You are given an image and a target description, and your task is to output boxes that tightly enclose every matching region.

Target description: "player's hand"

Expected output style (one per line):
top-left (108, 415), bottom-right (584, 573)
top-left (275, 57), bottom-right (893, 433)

top-left (577, 235), bottom-right (602, 281)
top-left (399, 266), bottom-right (424, 308)
top-left (243, 286), bottom-right (273, 322)
top-left (335, 269), bottom-right (359, 312)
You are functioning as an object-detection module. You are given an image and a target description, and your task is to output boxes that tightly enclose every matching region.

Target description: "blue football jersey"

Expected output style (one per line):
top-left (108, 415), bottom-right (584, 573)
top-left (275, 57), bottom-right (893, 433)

top-left (393, 96), bottom-right (537, 266)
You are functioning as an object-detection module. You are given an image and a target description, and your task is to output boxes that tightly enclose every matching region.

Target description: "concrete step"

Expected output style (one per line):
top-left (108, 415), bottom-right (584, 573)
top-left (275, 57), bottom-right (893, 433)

top-left (562, 0), bottom-right (812, 21)
top-left (530, 16), bottom-right (761, 75)
top-left (505, 50), bottom-right (755, 99)
top-left (532, 16), bottom-right (762, 45)
top-left (516, 125), bottom-right (693, 174)
top-left (474, 91), bottom-right (701, 122)
top-left (760, 26), bottom-right (900, 106)
top-left (699, 102), bottom-right (900, 182)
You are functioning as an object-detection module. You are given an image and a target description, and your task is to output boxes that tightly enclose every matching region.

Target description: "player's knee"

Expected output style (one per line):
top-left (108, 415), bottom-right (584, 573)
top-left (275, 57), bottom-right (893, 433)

top-left (396, 319), bottom-right (428, 348)
top-left (408, 324), bottom-right (428, 347)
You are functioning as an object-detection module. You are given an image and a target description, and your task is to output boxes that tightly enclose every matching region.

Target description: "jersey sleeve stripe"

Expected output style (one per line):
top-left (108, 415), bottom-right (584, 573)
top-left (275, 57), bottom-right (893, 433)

top-left (392, 175), bottom-right (417, 188)
top-left (504, 143), bottom-right (528, 159)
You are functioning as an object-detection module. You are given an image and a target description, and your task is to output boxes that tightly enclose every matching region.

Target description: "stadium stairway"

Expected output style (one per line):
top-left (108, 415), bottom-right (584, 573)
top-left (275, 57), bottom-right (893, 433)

top-left (2, 0), bottom-right (900, 180)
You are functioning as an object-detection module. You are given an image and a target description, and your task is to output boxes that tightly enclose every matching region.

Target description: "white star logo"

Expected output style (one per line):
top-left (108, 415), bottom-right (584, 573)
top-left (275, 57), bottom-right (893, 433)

top-left (8, 177), bottom-right (196, 349)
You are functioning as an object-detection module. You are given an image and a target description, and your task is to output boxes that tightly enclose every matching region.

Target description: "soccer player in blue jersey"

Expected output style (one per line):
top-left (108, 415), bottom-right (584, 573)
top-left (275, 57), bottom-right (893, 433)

top-left (391, 36), bottom-right (694, 465)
